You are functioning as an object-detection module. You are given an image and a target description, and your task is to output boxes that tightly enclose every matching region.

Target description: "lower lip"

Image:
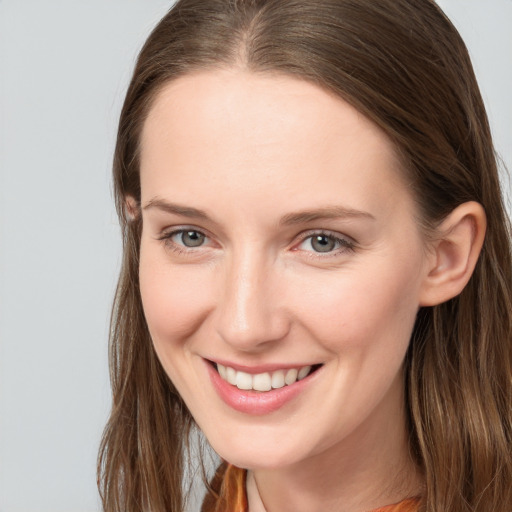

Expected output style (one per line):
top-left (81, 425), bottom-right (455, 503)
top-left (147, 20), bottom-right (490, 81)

top-left (206, 362), bottom-right (320, 415)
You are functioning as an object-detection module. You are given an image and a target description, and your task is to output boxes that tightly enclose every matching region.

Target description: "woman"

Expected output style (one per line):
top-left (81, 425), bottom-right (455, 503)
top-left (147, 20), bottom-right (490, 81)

top-left (98, 1), bottom-right (512, 511)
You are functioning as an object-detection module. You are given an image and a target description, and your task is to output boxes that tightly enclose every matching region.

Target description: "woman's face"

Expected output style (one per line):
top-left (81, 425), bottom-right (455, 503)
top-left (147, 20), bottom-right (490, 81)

top-left (138, 70), bottom-right (432, 470)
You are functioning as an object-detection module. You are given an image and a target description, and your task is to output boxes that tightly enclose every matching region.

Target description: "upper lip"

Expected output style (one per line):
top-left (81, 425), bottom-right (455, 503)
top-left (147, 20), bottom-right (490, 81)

top-left (206, 358), bottom-right (321, 374)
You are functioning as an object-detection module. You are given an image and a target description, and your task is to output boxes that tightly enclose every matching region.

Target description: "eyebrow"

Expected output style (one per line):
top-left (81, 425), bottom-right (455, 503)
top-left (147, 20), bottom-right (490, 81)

top-left (143, 197), bottom-right (375, 224)
top-left (279, 206), bottom-right (375, 225)
top-left (143, 197), bottom-right (210, 220)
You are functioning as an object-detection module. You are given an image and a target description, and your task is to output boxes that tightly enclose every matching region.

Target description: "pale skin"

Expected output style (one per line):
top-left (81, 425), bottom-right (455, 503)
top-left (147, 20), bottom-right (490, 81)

top-left (134, 69), bottom-right (486, 512)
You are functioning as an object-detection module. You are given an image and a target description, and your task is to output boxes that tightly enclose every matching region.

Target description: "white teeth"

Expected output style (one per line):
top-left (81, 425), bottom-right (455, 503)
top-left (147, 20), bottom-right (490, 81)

top-left (236, 371), bottom-right (253, 390)
top-left (216, 363), bottom-right (314, 391)
top-left (284, 368), bottom-right (298, 385)
top-left (226, 366), bottom-right (237, 385)
top-left (217, 364), bottom-right (227, 380)
top-left (271, 370), bottom-right (285, 389)
top-left (253, 372), bottom-right (272, 391)
top-left (298, 365), bottom-right (312, 380)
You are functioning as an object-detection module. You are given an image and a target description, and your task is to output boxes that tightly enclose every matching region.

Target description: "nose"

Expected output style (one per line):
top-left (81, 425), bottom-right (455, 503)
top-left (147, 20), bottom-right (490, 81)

top-left (215, 250), bottom-right (290, 352)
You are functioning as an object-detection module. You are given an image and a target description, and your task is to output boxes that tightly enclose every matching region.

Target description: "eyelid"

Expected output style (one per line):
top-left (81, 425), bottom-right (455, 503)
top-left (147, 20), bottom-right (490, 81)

top-left (158, 224), bottom-right (210, 238)
top-left (156, 226), bottom-right (356, 257)
top-left (292, 229), bottom-right (356, 254)
top-left (157, 225), bottom-right (216, 251)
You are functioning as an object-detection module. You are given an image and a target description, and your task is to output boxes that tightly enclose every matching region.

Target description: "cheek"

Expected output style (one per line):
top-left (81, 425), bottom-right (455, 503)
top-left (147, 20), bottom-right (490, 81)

top-left (138, 246), bottom-right (214, 344)
top-left (289, 259), bottom-right (422, 358)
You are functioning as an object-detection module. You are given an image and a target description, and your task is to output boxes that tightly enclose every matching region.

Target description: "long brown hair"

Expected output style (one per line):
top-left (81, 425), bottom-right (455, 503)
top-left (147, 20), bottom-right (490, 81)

top-left (98, 1), bottom-right (512, 511)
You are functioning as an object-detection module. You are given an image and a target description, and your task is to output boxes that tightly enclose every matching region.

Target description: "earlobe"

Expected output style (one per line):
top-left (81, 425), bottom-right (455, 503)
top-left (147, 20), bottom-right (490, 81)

top-left (125, 195), bottom-right (141, 221)
top-left (419, 201), bottom-right (486, 307)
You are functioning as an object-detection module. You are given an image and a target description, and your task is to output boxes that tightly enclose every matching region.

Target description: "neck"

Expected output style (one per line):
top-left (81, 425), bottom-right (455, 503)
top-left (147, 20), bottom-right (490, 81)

top-left (248, 377), bottom-right (424, 512)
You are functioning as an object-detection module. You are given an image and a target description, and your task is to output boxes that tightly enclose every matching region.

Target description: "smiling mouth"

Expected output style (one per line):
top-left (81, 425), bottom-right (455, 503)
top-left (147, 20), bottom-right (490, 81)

top-left (214, 363), bottom-right (322, 392)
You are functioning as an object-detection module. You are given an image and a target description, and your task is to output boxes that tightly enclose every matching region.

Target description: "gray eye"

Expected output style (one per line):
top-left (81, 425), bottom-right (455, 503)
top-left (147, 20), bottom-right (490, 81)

top-left (180, 230), bottom-right (205, 247)
top-left (310, 235), bottom-right (336, 253)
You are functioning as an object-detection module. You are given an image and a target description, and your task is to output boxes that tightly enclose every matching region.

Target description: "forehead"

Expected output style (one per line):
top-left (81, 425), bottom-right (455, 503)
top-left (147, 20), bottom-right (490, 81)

top-left (139, 69), bottom-right (413, 221)
top-left (141, 69), bottom-right (393, 160)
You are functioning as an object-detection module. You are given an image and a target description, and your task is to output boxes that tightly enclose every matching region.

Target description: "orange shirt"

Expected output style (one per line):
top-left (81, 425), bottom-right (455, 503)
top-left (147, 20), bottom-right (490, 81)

top-left (202, 463), bottom-right (420, 512)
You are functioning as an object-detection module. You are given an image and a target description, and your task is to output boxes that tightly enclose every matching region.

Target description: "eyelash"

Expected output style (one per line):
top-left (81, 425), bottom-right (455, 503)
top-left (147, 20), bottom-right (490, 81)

top-left (157, 228), bottom-right (356, 257)
top-left (295, 230), bottom-right (356, 257)
top-left (157, 228), bottom-right (212, 256)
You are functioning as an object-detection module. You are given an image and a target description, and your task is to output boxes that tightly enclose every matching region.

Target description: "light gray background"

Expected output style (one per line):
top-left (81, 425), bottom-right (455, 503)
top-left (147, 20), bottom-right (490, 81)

top-left (0, 1), bottom-right (510, 511)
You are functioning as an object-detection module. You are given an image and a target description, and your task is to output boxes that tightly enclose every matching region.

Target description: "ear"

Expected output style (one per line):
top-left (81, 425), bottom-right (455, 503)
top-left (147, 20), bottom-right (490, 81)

top-left (124, 195), bottom-right (140, 221)
top-left (419, 201), bottom-right (486, 306)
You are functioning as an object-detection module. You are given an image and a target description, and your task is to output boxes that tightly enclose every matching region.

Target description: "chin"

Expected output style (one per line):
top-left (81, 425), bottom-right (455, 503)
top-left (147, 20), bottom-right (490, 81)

top-left (205, 427), bottom-right (313, 470)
